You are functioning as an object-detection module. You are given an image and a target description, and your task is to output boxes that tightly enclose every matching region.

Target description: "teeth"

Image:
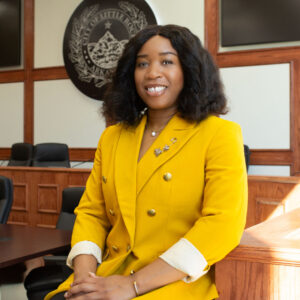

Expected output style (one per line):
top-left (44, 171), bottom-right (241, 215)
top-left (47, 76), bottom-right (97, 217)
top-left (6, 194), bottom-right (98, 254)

top-left (147, 86), bottom-right (166, 93)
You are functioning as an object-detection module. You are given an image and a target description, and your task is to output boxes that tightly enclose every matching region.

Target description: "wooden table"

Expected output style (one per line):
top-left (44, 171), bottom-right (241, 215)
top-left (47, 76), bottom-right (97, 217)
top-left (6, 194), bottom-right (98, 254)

top-left (216, 208), bottom-right (300, 299)
top-left (0, 224), bottom-right (71, 268)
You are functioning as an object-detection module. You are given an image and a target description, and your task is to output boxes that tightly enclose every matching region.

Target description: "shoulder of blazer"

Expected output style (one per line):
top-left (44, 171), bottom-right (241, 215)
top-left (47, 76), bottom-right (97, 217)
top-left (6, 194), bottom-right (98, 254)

top-left (97, 122), bottom-right (139, 155)
top-left (98, 123), bottom-right (123, 147)
top-left (195, 115), bottom-right (242, 137)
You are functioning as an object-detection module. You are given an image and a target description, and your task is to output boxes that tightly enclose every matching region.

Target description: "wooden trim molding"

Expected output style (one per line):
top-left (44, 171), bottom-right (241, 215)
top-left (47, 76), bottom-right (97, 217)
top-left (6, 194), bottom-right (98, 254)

top-left (0, 70), bottom-right (25, 83)
top-left (217, 47), bottom-right (300, 68)
top-left (0, 148), bottom-right (11, 160)
top-left (23, 0), bottom-right (34, 144)
top-left (32, 66), bottom-right (69, 81)
top-left (0, 147), bottom-right (96, 162)
top-left (204, 0), bottom-right (219, 57)
top-left (250, 150), bottom-right (293, 165)
top-left (69, 148), bottom-right (96, 161)
top-left (290, 59), bottom-right (300, 175)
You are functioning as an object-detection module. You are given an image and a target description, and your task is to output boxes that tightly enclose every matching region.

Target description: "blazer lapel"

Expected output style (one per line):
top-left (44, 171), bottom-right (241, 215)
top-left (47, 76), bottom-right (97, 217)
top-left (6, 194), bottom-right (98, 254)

top-left (136, 114), bottom-right (199, 196)
top-left (114, 116), bottom-right (146, 245)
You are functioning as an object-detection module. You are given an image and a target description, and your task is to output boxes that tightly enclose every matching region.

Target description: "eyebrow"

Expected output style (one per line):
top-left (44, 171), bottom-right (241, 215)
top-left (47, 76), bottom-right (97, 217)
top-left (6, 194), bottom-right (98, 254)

top-left (137, 51), bottom-right (178, 58)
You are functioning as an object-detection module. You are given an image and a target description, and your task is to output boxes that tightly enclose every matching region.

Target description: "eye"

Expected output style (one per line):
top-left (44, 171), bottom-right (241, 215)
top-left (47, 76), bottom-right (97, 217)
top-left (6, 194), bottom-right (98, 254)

top-left (136, 61), bottom-right (148, 68)
top-left (162, 60), bottom-right (173, 65)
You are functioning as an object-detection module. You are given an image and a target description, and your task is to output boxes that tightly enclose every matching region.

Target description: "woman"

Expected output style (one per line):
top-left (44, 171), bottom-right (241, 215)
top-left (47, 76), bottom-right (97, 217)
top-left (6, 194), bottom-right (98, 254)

top-left (46, 24), bottom-right (247, 300)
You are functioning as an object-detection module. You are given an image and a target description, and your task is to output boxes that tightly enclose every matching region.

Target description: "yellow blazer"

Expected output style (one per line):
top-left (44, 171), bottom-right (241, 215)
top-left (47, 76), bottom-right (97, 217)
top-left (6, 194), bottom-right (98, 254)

top-left (46, 114), bottom-right (247, 300)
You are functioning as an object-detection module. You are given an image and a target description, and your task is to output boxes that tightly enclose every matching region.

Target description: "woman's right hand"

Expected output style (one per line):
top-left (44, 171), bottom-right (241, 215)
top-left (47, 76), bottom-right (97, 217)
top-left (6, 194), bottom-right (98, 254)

top-left (65, 273), bottom-right (136, 300)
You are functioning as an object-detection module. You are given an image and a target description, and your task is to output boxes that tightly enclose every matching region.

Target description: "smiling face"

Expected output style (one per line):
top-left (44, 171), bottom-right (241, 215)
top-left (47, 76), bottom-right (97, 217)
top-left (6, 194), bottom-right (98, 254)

top-left (134, 35), bottom-right (184, 114)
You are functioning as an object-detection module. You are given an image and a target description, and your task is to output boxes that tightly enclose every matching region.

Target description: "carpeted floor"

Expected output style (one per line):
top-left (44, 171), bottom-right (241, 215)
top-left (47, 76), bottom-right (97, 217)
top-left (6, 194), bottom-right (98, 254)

top-left (0, 283), bottom-right (27, 300)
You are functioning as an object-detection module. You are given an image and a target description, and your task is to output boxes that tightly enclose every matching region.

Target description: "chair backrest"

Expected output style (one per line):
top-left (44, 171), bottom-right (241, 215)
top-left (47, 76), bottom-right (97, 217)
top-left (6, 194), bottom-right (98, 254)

top-left (8, 142), bottom-right (33, 166)
top-left (56, 187), bottom-right (85, 230)
top-left (244, 145), bottom-right (251, 172)
top-left (32, 143), bottom-right (70, 168)
top-left (0, 176), bottom-right (13, 224)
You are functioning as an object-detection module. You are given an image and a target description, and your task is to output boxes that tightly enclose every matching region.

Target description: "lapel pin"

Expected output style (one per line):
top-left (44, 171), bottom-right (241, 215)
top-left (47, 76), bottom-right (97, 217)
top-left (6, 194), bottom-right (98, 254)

top-left (154, 137), bottom-right (178, 157)
top-left (154, 148), bottom-right (162, 157)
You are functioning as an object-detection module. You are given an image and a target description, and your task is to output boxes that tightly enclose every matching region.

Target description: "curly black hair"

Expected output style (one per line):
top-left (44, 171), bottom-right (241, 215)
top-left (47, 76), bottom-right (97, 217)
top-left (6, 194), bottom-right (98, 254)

top-left (102, 24), bottom-right (227, 125)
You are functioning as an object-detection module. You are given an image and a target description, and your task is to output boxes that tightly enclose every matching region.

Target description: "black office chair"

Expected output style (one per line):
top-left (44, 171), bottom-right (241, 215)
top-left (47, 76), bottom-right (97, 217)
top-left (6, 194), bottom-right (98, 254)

top-left (24, 187), bottom-right (85, 300)
top-left (32, 143), bottom-right (70, 168)
top-left (8, 142), bottom-right (33, 166)
top-left (244, 145), bottom-right (251, 172)
top-left (0, 175), bottom-right (13, 224)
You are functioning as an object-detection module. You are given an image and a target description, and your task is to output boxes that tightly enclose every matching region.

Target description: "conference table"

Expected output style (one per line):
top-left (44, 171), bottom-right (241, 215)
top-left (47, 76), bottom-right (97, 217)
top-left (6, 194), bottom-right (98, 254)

top-left (0, 224), bottom-right (72, 268)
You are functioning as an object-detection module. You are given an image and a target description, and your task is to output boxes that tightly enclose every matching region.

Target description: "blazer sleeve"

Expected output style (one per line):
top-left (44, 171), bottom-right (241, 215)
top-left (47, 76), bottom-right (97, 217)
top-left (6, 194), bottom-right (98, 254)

top-left (71, 128), bottom-right (111, 252)
top-left (183, 121), bottom-right (248, 266)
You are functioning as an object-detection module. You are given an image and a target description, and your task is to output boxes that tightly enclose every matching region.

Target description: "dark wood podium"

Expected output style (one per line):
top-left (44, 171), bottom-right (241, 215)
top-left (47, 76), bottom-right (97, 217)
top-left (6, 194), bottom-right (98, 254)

top-left (216, 208), bottom-right (300, 299)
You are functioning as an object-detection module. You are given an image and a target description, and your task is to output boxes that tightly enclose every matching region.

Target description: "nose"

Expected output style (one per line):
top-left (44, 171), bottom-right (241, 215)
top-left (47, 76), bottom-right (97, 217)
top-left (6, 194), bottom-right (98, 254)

top-left (146, 63), bottom-right (162, 79)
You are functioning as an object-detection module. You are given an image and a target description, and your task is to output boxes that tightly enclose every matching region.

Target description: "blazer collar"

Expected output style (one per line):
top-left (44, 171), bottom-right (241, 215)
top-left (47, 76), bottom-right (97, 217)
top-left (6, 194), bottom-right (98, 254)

top-left (136, 114), bottom-right (197, 195)
top-left (114, 113), bottom-right (198, 243)
top-left (114, 116), bottom-right (146, 244)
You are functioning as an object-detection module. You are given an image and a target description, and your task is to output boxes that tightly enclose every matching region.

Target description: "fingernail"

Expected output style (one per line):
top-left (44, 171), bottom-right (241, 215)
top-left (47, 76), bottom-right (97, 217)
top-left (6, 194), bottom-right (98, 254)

top-left (64, 292), bottom-right (68, 297)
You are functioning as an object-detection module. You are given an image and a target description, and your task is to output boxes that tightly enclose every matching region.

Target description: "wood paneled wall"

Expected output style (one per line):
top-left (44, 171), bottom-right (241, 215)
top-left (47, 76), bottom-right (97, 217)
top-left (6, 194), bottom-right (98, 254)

top-left (205, 0), bottom-right (300, 175)
top-left (0, 166), bottom-right (90, 228)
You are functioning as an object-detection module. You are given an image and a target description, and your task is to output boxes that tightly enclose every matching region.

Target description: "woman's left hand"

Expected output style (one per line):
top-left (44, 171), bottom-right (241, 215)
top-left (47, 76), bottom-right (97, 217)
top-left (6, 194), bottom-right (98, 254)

top-left (64, 272), bottom-right (136, 300)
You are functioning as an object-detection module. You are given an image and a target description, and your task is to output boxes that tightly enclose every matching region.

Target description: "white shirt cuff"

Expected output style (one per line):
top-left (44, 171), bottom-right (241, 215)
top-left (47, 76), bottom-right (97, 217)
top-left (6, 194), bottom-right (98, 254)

top-left (66, 241), bottom-right (102, 269)
top-left (159, 238), bottom-right (209, 283)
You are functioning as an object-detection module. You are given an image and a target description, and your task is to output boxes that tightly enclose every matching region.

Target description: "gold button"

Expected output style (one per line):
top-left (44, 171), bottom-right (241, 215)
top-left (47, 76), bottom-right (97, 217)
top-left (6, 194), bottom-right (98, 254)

top-left (127, 245), bottom-right (131, 251)
top-left (163, 172), bottom-right (172, 181)
top-left (112, 245), bottom-right (119, 252)
top-left (147, 209), bottom-right (156, 216)
top-left (130, 270), bottom-right (135, 275)
top-left (102, 176), bottom-right (107, 183)
top-left (109, 209), bottom-right (115, 216)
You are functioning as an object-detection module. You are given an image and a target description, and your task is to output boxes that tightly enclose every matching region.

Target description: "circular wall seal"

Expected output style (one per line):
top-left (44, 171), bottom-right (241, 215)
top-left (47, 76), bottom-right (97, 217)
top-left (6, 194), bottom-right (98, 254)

top-left (63, 0), bottom-right (157, 100)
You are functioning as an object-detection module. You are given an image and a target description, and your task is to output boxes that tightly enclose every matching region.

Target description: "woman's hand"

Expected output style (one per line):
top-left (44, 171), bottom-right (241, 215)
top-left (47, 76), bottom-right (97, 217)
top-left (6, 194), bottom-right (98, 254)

top-left (66, 257), bottom-right (186, 299)
top-left (64, 272), bottom-right (136, 300)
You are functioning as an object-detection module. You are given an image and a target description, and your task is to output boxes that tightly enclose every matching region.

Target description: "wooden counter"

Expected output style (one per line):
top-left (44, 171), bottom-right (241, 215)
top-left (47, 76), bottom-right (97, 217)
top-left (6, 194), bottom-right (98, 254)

top-left (247, 175), bottom-right (300, 228)
top-left (2, 168), bottom-right (300, 229)
top-left (216, 208), bottom-right (300, 299)
top-left (0, 166), bottom-right (91, 228)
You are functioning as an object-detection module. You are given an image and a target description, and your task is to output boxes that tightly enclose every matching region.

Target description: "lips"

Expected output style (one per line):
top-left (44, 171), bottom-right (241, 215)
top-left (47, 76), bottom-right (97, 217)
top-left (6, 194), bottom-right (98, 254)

top-left (145, 85), bottom-right (167, 96)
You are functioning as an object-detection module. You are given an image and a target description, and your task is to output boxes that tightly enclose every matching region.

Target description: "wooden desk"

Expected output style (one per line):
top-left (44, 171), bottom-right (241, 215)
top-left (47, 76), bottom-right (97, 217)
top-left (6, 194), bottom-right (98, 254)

top-left (0, 166), bottom-right (91, 228)
top-left (0, 224), bottom-right (71, 268)
top-left (216, 208), bottom-right (300, 299)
